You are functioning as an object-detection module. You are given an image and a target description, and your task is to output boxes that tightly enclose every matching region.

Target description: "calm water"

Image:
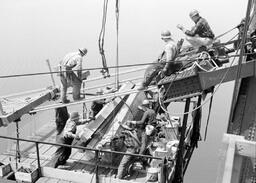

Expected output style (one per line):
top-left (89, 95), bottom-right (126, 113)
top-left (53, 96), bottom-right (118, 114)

top-left (0, 0), bottom-right (246, 182)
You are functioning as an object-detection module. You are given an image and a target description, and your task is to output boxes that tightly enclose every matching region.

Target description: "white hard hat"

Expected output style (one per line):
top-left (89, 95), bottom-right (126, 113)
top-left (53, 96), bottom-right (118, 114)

top-left (96, 88), bottom-right (104, 94)
top-left (189, 9), bottom-right (199, 18)
top-left (78, 48), bottom-right (88, 56)
top-left (145, 125), bottom-right (154, 135)
top-left (142, 99), bottom-right (150, 106)
top-left (161, 30), bottom-right (172, 39)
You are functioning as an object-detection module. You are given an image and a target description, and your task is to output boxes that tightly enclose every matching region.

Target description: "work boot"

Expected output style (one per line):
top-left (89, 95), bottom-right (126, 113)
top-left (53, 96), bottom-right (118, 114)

top-left (62, 99), bottom-right (70, 104)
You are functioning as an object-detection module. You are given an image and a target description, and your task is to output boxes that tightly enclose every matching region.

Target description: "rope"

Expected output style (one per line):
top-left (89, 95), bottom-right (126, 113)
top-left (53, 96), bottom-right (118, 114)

top-left (98, 0), bottom-right (110, 78)
top-left (203, 88), bottom-right (214, 141)
top-left (15, 120), bottom-right (21, 170)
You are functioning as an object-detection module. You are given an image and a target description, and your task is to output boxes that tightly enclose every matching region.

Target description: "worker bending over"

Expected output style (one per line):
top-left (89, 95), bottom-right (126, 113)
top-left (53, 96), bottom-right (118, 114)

top-left (60, 48), bottom-right (88, 103)
top-left (140, 30), bottom-right (178, 89)
top-left (129, 99), bottom-right (156, 155)
top-left (50, 112), bottom-right (88, 168)
top-left (177, 10), bottom-right (215, 49)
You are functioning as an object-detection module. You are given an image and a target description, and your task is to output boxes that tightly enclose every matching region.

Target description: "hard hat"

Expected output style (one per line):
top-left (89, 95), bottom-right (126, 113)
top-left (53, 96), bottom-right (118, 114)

top-left (142, 99), bottom-right (150, 106)
top-left (245, 41), bottom-right (252, 46)
top-left (78, 48), bottom-right (88, 56)
top-left (145, 125), bottom-right (154, 135)
top-left (96, 88), bottom-right (104, 94)
top-left (70, 112), bottom-right (80, 120)
top-left (161, 30), bottom-right (172, 39)
top-left (189, 9), bottom-right (199, 18)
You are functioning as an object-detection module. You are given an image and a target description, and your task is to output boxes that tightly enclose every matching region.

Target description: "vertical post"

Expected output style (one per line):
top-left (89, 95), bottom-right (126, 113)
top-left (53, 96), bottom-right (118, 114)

top-left (173, 98), bottom-right (190, 183)
top-left (46, 59), bottom-right (56, 87)
top-left (35, 142), bottom-right (41, 176)
top-left (95, 150), bottom-right (99, 183)
top-left (15, 119), bottom-right (21, 170)
top-left (228, 0), bottom-right (253, 133)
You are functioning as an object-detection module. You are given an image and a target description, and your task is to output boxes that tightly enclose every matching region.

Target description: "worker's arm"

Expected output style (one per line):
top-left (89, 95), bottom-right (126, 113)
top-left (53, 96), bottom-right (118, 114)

top-left (163, 44), bottom-right (177, 74)
top-left (131, 110), bottom-right (149, 125)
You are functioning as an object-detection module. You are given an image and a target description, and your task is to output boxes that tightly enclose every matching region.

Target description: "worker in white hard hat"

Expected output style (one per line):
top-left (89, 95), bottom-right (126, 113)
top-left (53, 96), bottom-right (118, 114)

top-left (139, 30), bottom-right (178, 89)
top-left (60, 48), bottom-right (88, 103)
top-left (129, 99), bottom-right (156, 154)
top-left (177, 10), bottom-right (215, 49)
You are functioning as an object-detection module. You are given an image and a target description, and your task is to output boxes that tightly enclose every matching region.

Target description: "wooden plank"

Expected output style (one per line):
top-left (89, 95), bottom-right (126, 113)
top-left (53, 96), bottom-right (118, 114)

top-left (36, 177), bottom-right (50, 183)
top-left (79, 83), bottom-right (134, 143)
top-left (92, 86), bottom-right (145, 149)
top-left (41, 167), bottom-right (142, 183)
top-left (0, 87), bottom-right (58, 127)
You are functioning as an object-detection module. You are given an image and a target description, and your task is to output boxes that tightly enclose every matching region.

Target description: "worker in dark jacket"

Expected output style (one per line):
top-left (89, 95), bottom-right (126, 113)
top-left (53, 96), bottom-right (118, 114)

top-left (129, 99), bottom-right (156, 154)
top-left (245, 41), bottom-right (256, 61)
top-left (117, 121), bottom-right (141, 179)
top-left (177, 10), bottom-right (215, 49)
top-left (89, 88), bottom-right (106, 119)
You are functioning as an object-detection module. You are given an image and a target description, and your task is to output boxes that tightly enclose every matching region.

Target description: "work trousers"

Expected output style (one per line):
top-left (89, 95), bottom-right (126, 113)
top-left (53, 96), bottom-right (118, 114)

top-left (139, 131), bottom-right (149, 155)
top-left (60, 72), bottom-right (82, 103)
top-left (186, 35), bottom-right (213, 49)
top-left (142, 64), bottom-right (164, 87)
top-left (117, 147), bottom-right (136, 179)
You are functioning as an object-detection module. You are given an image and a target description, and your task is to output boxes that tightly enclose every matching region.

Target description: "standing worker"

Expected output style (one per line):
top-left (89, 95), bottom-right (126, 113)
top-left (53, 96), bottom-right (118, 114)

top-left (139, 30), bottom-right (178, 89)
top-left (60, 48), bottom-right (88, 103)
top-left (177, 10), bottom-right (215, 49)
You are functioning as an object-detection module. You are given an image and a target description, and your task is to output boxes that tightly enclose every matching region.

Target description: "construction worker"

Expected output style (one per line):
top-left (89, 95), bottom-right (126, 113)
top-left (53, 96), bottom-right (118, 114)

top-left (50, 112), bottom-right (87, 168)
top-left (129, 99), bottom-right (156, 155)
top-left (60, 48), bottom-right (88, 103)
top-left (245, 41), bottom-right (256, 61)
top-left (139, 30), bottom-right (178, 89)
top-left (117, 121), bottom-right (141, 179)
top-left (89, 88), bottom-right (106, 119)
top-left (177, 10), bottom-right (215, 49)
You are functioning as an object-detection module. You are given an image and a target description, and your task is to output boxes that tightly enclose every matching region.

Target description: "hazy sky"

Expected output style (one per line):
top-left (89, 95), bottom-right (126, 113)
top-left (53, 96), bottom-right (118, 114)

top-left (0, 1), bottom-right (248, 182)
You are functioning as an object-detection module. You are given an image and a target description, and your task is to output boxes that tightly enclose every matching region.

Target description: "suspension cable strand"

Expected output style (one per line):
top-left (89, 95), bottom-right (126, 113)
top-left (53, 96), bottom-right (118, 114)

top-left (115, 0), bottom-right (120, 89)
top-left (0, 52), bottom-right (247, 80)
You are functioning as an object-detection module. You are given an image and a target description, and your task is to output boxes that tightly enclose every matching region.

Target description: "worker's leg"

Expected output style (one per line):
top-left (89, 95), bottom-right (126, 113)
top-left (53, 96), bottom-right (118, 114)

top-left (72, 75), bottom-right (82, 101)
top-left (117, 148), bottom-right (136, 179)
top-left (139, 132), bottom-right (148, 154)
top-left (60, 76), bottom-right (69, 103)
top-left (186, 35), bottom-right (213, 49)
top-left (142, 64), bottom-right (163, 88)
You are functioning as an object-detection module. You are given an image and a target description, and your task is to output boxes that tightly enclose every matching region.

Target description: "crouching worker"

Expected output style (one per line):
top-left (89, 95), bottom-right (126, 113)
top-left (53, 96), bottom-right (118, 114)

top-left (117, 121), bottom-right (141, 179)
top-left (177, 10), bottom-right (215, 50)
top-left (139, 30), bottom-right (178, 90)
top-left (60, 48), bottom-right (88, 103)
top-left (50, 112), bottom-right (88, 168)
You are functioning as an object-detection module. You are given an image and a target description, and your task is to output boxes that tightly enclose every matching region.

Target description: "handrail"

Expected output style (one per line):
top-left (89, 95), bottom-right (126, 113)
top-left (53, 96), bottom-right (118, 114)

top-left (0, 135), bottom-right (162, 160)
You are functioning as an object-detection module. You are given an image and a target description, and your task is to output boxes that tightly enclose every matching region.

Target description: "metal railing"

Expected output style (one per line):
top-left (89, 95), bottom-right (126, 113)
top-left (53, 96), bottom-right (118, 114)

top-left (0, 135), bottom-right (164, 182)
